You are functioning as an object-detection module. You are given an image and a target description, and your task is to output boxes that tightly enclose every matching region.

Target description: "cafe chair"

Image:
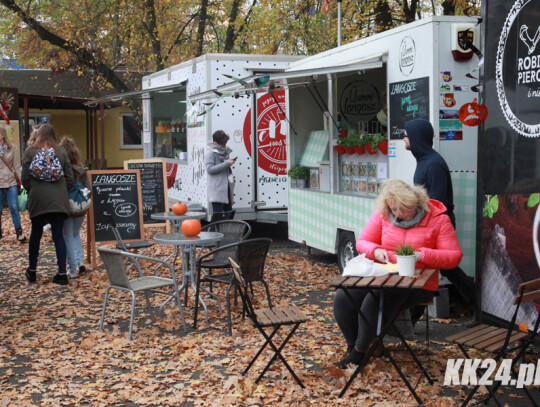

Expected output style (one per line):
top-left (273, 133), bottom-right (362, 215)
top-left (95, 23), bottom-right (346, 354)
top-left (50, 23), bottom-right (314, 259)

top-left (446, 277), bottom-right (540, 407)
top-left (106, 214), bottom-right (153, 254)
top-left (209, 210), bottom-right (236, 223)
top-left (98, 247), bottom-right (187, 340)
top-left (197, 220), bottom-right (252, 301)
top-left (194, 238), bottom-right (271, 336)
top-left (229, 256), bottom-right (308, 387)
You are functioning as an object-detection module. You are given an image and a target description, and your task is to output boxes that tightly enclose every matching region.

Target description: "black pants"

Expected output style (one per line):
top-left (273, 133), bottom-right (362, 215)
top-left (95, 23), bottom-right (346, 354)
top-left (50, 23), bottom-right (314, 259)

top-left (333, 288), bottom-right (436, 351)
top-left (29, 213), bottom-right (67, 275)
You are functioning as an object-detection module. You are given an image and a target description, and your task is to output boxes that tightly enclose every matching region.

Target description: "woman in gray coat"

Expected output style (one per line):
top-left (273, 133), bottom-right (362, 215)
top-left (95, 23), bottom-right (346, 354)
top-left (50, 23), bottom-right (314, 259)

top-left (21, 124), bottom-right (73, 285)
top-left (204, 130), bottom-right (236, 214)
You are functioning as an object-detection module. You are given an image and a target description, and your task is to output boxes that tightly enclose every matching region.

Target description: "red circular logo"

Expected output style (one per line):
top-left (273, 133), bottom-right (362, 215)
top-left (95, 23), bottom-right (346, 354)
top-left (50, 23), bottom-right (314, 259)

top-left (243, 91), bottom-right (287, 175)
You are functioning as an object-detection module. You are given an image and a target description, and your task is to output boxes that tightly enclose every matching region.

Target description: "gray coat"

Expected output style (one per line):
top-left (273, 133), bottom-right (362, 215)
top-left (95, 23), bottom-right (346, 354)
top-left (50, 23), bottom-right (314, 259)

top-left (21, 146), bottom-right (74, 218)
top-left (204, 146), bottom-right (234, 204)
top-left (0, 145), bottom-right (21, 188)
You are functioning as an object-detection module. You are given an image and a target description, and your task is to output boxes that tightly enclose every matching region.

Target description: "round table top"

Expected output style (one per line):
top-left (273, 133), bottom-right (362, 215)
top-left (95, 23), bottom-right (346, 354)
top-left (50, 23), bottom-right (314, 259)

top-left (153, 231), bottom-right (223, 246)
top-left (150, 211), bottom-right (206, 222)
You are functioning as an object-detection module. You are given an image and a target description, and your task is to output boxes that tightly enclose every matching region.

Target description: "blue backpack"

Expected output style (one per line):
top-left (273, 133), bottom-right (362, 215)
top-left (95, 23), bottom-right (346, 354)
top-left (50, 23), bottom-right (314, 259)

top-left (68, 177), bottom-right (91, 215)
top-left (29, 147), bottom-right (64, 182)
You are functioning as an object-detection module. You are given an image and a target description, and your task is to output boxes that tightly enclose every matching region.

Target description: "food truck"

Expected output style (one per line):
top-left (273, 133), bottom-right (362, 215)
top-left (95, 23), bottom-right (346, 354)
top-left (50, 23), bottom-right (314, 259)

top-left (141, 53), bottom-right (302, 221)
top-left (277, 16), bottom-right (482, 272)
top-left (206, 16), bottom-right (481, 272)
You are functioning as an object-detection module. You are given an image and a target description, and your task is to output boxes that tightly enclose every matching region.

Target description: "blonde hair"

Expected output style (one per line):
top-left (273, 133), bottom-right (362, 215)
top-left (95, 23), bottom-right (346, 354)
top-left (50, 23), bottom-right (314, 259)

top-left (0, 127), bottom-right (12, 149)
top-left (376, 179), bottom-right (430, 218)
top-left (60, 136), bottom-right (83, 166)
top-left (34, 124), bottom-right (57, 148)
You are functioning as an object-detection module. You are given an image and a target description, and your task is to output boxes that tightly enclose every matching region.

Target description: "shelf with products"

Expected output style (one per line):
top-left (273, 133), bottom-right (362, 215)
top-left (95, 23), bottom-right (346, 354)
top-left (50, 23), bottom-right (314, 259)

top-left (338, 149), bottom-right (388, 198)
top-left (153, 119), bottom-right (187, 160)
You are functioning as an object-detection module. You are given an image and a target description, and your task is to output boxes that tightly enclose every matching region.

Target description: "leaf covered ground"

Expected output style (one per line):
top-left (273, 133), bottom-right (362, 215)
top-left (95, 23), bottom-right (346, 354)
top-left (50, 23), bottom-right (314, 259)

top-left (0, 210), bottom-right (536, 406)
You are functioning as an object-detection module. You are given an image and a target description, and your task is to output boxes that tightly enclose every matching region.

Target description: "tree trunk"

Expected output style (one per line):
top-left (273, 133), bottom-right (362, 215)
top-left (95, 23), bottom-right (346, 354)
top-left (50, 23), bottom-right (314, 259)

top-left (142, 0), bottom-right (164, 71)
top-left (195, 0), bottom-right (209, 57)
top-left (402, 0), bottom-right (419, 23)
top-left (442, 0), bottom-right (456, 15)
top-left (374, 1), bottom-right (393, 33)
top-left (223, 0), bottom-right (241, 52)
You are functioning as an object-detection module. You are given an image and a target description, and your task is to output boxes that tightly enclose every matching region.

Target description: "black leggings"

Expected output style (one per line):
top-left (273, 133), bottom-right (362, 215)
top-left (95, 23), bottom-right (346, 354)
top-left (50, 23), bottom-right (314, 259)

top-left (29, 213), bottom-right (67, 275)
top-left (333, 288), bottom-right (436, 351)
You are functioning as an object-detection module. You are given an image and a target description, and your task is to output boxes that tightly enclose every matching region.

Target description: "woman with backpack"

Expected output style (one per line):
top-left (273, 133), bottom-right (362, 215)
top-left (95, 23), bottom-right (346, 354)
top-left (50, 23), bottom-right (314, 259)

top-left (21, 124), bottom-right (73, 285)
top-left (60, 137), bottom-right (90, 279)
top-left (0, 127), bottom-right (25, 242)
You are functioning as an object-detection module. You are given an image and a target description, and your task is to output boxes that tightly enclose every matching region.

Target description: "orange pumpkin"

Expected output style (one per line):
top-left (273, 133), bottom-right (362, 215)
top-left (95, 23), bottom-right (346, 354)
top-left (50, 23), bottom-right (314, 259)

top-left (181, 219), bottom-right (201, 236)
top-left (172, 202), bottom-right (188, 215)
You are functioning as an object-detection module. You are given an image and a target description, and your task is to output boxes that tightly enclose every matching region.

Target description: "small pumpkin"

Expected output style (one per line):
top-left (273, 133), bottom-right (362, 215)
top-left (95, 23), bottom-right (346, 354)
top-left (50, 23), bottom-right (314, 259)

top-left (181, 219), bottom-right (201, 236)
top-left (459, 98), bottom-right (488, 127)
top-left (172, 202), bottom-right (188, 215)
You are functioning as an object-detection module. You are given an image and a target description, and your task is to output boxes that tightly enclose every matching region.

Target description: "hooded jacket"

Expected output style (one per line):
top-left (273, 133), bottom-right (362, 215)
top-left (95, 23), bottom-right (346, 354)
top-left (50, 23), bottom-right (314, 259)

top-left (404, 119), bottom-right (455, 226)
top-left (356, 199), bottom-right (462, 291)
top-left (204, 142), bottom-right (234, 204)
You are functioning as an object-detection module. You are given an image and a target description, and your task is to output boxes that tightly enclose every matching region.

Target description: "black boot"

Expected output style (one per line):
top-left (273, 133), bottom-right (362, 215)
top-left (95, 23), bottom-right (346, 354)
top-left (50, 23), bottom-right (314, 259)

top-left (16, 228), bottom-right (25, 242)
top-left (336, 347), bottom-right (366, 369)
top-left (25, 268), bottom-right (36, 283)
top-left (53, 273), bottom-right (68, 285)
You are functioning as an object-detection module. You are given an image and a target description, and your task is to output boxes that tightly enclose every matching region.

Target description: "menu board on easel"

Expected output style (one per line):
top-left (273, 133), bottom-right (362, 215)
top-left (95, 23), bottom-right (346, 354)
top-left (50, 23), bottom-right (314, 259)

top-left (124, 159), bottom-right (168, 227)
top-left (388, 76), bottom-right (430, 140)
top-left (87, 170), bottom-right (144, 268)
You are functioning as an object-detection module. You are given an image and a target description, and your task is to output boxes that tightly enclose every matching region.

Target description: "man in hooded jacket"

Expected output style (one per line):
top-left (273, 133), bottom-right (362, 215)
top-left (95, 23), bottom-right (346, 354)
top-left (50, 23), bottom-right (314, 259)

top-left (404, 118), bottom-right (475, 307)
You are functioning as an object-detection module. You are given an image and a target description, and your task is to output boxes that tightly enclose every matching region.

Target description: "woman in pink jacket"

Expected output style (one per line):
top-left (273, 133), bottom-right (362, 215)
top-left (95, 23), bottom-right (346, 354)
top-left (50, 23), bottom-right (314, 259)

top-left (334, 179), bottom-right (462, 368)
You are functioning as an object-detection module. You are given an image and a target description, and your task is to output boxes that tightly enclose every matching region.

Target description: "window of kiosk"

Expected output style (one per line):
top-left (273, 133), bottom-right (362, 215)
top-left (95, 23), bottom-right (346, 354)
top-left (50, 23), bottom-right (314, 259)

top-left (152, 89), bottom-right (187, 160)
top-left (335, 66), bottom-right (388, 197)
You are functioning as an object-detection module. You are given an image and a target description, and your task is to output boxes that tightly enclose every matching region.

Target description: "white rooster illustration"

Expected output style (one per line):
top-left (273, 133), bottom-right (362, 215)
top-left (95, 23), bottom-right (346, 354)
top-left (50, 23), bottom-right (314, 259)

top-left (519, 24), bottom-right (540, 55)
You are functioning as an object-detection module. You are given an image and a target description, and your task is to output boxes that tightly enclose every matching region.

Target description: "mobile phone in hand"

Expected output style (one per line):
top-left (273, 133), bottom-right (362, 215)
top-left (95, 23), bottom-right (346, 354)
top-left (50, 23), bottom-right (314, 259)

top-left (232, 157), bottom-right (238, 161)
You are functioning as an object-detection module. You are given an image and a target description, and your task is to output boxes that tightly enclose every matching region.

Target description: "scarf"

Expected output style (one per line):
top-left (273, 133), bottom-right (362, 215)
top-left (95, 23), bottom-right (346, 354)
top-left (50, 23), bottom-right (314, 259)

top-left (388, 207), bottom-right (426, 229)
top-left (207, 142), bottom-right (231, 160)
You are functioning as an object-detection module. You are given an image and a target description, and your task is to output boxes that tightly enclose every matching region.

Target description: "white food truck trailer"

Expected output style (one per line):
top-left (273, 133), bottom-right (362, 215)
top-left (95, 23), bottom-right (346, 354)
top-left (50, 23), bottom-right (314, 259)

top-left (281, 16), bottom-right (481, 272)
top-left (140, 53), bottom-right (302, 221)
top-left (210, 16), bottom-right (480, 272)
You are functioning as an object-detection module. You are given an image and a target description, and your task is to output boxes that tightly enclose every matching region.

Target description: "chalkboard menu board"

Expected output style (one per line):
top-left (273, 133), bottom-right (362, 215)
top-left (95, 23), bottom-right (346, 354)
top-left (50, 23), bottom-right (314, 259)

top-left (88, 170), bottom-right (144, 243)
top-left (125, 159), bottom-right (168, 225)
top-left (389, 76), bottom-right (429, 140)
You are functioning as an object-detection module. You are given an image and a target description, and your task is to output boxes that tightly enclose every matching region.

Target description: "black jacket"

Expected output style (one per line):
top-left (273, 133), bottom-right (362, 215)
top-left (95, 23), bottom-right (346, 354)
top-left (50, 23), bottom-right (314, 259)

top-left (404, 119), bottom-right (455, 227)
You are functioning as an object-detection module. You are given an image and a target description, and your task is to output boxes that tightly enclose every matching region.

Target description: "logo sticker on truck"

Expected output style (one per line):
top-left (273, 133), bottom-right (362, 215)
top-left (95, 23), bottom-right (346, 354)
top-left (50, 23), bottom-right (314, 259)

top-left (496, 0), bottom-right (540, 138)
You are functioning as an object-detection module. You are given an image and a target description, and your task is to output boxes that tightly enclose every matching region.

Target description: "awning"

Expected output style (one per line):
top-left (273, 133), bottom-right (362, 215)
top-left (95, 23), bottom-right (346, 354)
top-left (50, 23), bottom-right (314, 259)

top-left (188, 54), bottom-right (385, 101)
top-left (83, 82), bottom-right (185, 107)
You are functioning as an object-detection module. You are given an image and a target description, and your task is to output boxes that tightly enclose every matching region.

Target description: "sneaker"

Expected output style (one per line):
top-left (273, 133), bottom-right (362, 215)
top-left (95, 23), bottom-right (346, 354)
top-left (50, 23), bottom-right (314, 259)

top-left (43, 224), bottom-right (51, 232)
top-left (52, 273), bottom-right (68, 285)
top-left (68, 271), bottom-right (79, 279)
top-left (25, 268), bottom-right (36, 283)
top-left (16, 228), bottom-right (25, 242)
top-left (78, 265), bottom-right (86, 274)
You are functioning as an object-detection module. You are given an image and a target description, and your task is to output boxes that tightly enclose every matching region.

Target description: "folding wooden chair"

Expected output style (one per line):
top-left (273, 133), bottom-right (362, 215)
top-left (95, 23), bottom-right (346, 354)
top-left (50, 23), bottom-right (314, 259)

top-left (446, 277), bottom-right (540, 406)
top-left (229, 256), bottom-right (308, 388)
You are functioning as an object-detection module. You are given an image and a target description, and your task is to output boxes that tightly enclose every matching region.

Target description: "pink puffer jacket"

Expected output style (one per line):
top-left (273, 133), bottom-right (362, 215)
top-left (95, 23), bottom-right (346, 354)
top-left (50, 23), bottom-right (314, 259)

top-left (356, 199), bottom-right (462, 291)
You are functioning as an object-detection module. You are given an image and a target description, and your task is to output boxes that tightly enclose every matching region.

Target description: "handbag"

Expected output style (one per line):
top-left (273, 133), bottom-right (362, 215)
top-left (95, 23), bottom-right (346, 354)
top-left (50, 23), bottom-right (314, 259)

top-left (68, 174), bottom-right (91, 215)
top-left (17, 189), bottom-right (28, 212)
top-left (0, 153), bottom-right (22, 193)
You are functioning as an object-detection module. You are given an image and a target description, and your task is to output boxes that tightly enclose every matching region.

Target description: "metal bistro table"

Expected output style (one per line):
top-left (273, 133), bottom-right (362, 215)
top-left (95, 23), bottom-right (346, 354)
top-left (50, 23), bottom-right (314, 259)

top-left (153, 232), bottom-right (223, 322)
top-left (330, 269), bottom-right (437, 405)
top-left (151, 211), bottom-right (206, 232)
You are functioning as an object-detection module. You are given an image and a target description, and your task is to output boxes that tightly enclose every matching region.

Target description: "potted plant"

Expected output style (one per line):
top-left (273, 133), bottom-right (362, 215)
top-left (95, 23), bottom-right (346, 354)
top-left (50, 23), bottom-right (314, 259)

top-left (349, 132), bottom-right (366, 155)
top-left (333, 138), bottom-right (346, 155)
top-left (340, 135), bottom-right (356, 155)
top-left (363, 134), bottom-right (378, 155)
top-left (395, 243), bottom-right (416, 276)
top-left (288, 165), bottom-right (309, 188)
top-left (371, 134), bottom-right (388, 155)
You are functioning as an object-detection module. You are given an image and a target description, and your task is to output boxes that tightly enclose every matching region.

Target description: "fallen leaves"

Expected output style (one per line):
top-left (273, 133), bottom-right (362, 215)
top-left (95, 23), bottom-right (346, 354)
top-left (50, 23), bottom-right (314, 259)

top-left (2, 209), bottom-right (536, 406)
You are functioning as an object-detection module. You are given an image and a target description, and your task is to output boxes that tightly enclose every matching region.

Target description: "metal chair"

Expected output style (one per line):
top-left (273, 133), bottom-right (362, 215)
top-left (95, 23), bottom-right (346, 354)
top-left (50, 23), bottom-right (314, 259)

top-left (446, 277), bottom-right (540, 406)
top-left (229, 256), bottom-right (308, 387)
top-left (209, 210), bottom-right (236, 223)
top-left (98, 247), bottom-right (187, 340)
top-left (194, 238), bottom-right (272, 335)
top-left (106, 214), bottom-right (153, 254)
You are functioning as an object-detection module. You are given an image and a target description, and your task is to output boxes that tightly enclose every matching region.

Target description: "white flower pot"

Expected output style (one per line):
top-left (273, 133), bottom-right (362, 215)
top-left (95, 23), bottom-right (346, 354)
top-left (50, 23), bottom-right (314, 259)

top-left (396, 254), bottom-right (416, 277)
